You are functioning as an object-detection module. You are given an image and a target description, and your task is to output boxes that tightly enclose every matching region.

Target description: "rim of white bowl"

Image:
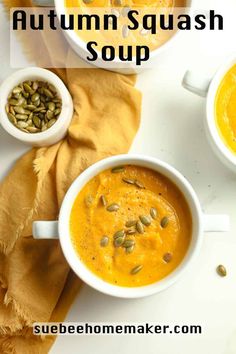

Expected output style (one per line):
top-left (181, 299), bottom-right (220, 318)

top-left (206, 54), bottom-right (236, 168)
top-left (54, 0), bottom-right (193, 66)
top-left (58, 154), bottom-right (202, 298)
top-left (0, 67), bottom-right (73, 144)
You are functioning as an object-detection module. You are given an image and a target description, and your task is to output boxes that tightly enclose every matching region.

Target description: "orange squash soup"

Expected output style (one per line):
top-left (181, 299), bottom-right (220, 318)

top-left (215, 64), bottom-right (236, 154)
top-left (70, 165), bottom-right (192, 287)
top-left (64, 0), bottom-right (187, 53)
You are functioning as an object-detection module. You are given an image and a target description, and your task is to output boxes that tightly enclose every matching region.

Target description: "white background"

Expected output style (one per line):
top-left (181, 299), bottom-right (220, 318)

top-left (1, 0), bottom-right (236, 353)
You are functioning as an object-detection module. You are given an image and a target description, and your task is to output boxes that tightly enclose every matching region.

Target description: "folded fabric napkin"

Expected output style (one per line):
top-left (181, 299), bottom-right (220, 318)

top-left (0, 1), bottom-right (142, 352)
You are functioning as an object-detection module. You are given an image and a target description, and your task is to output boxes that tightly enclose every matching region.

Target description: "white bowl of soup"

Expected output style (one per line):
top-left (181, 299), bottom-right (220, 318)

top-left (32, 154), bottom-right (229, 298)
top-left (54, 0), bottom-right (192, 73)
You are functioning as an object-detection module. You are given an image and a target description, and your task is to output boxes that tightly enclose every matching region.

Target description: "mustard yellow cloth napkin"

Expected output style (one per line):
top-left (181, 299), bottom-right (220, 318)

top-left (0, 1), bottom-right (142, 352)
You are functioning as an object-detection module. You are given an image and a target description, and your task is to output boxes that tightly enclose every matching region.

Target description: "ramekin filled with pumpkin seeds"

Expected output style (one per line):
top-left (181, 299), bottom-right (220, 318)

top-left (0, 68), bottom-right (73, 146)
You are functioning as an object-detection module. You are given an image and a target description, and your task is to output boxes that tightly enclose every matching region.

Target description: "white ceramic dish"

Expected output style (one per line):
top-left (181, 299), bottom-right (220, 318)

top-left (182, 55), bottom-right (236, 172)
top-left (54, 0), bottom-right (193, 74)
top-left (0, 67), bottom-right (73, 146)
top-left (32, 154), bottom-right (229, 298)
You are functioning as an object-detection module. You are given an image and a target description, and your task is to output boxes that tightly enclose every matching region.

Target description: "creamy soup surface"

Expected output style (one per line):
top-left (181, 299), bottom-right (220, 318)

top-left (215, 64), bottom-right (236, 154)
top-left (70, 165), bottom-right (192, 287)
top-left (65, 0), bottom-right (187, 52)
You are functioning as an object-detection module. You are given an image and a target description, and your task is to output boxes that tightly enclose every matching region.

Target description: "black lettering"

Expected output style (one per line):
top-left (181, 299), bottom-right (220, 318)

top-left (104, 15), bottom-right (117, 30)
top-left (127, 10), bottom-right (139, 30)
top-left (195, 14), bottom-right (206, 30)
top-left (160, 14), bottom-right (173, 30)
top-left (13, 10), bottom-right (26, 30)
top-left (210, 10), bottom-right (223, 30)
top-left (30, 14), bottom-right (44, 30)
top-left (136, 46), bottom-right (149, 65)
top-left (78, 14), bottom-right (100, 30)
top-left (48, 9), bottom-right (57, 30)
top-left (177, 14), bottom-right (191, 30)
top-left (86, 41), bottom-right (98, 61)
top-left (143, 14), bottom-right (156, 34)
top-left (61, 14), bottom-right (74, 30)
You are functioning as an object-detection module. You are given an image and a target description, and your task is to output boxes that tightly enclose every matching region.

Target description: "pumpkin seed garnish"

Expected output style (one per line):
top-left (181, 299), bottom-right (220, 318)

top-left (100, 236), bottom-right (109, 247)
top-left (85, 194), bottom-right (94, 207)
top-left (126, 245), bottom-right (134, 254)
top-left (125, 220), bottom-right (137, 228)
top-left (131, 265), bottom-right (143, 275)
top-left (122, 178), bottom-right (135, 185)
top-left (134, 180), bottom-right (145, 189)
top-left (100, 195), bottom-right (107, 207)
top-left (139, 215), bottom-right (152, 226)
top-left (126, 228), bottom-right (136, 235)
top-left (114, 236), bottom-right (125, 247)
top-left (150, 207), bottom-right (158, 219)
top-left (163, 253), bottom-right (172, 263)
top-left (123, 239), bottom-right (135, 248)
top-left (216, 265), bottom-right (227, 277)
top-left (106, 203), bottom-right (120, 212)
top-left (113, 230), bottom-right (125, 239)
top-left (6, 80), bottom-right (62, 134)
top-left (136, 220), bottom-right (144, 234)
top-left (161, 216), bottom-right (169, 228)
top-left (111, 166), bottom-right (125, 173)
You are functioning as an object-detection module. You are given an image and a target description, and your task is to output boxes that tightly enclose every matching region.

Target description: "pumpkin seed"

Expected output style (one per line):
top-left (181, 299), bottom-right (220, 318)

top-left (113, 230), bottom-right (125, 239)
top-left (47, 119), bottom-right (57, 128)
top-left (122, 178), bottom-right (135, 185)
top-left (46, 110), bottom-right (54, 120)
top-left (43, 88), bottom-right (54, 98)
top-left (31, 93), bottom-right (40, 102)
top-left (114, 236), bottom-right (125, 247)
top-left (17, 121), bottom-right (28, 129)
top-left (12, 86), bottom-right (22, 94)
top-left (163, 253), bottom-right (172, 263)
top-left (126, 245), bottom-right (134, 254)
top-left (5, 104), bottom-right (9, 114)
top-left (54, 108), bottom-right (61, 116)
top-left (48, 102), bottom-right (56, 111)
top-left (107, 203), bottom-right (120, 212)
top-left (9, 98), bottom-right (19, 106)
top-left (135, 180), bottom-right (145, 189)
top-left (150, 207), bottom-right (158, 219)
top-left (7, 113), bottom-right (16, 125)
top-left (85, 194), bottom-right (94, 207)
top-left (83, 0), bottom-right (94, 3)
top-left (32, 81), bottom-right (39, 91)
top-left (123, 239), bottom-right (135, 248)
top-left (161, 216), bottom-right (169, 228)
top-left (114, 0), bottom-right (122, 5)
top-left (111, 166), bottom-right (125, 173)
top-left (126, 228), bottom-right (136, 235)
top-left (33, 116), bottom-right (41, 129)
top-left (15, 114), bottom-right (28, 120)
top-left (14, 106), bottom-right (29, 115)
top-left (121, 6), bottom-right (130, 16)
top-left (125, 220), bottom-right (137, 227)
top-left (100, 195), bottom-right (107, 207)
top-left (23, 83), bottom-right (34, 94)
top-left (136, 221), bottom-right (144, 234)
top-left (131, 265), bottom-right (143, 275)
top-left (122, 24), bottom-right (129, 38)
top-left (100, 236), bottom-right (109, 247)
top-left (139, 215), bottom-right (152, 226)
top-left (27, 126), bottom-right (40, 133)
top-left (216, 265), bottom-right (227, 277)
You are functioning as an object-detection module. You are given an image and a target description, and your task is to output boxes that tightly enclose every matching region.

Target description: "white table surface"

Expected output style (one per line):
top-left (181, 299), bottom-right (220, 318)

top-left (1, 1), bottom-right (236, 353)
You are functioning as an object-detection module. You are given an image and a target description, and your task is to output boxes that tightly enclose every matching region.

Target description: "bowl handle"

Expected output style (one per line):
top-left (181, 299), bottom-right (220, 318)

top-left (182, 70), bottom-right (212, 97)
top-left (203, 214), bottom-right (230, 232)
top-left (33, 221), bottom-right (59, 239)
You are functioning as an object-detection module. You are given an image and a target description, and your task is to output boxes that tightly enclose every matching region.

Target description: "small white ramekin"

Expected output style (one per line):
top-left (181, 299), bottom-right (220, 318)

top-left (182, 55), bottom-right (236, 172)
top-left (0, 68), bottom-right (73, 146)
top-left (32, 154), bottom-right (229, 298)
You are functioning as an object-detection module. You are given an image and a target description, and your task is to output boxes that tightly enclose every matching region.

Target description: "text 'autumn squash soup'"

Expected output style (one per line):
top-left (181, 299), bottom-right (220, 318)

top-left (70, 165), bottom-right (192, 287)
